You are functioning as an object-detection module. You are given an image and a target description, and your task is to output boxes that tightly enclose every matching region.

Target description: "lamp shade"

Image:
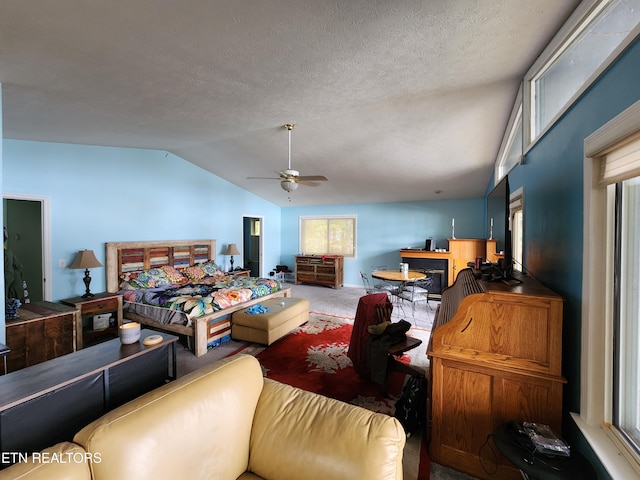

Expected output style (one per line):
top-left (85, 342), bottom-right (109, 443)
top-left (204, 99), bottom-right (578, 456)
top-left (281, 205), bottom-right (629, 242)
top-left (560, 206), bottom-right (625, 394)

top-left (224, 243), bottom-right (240, 256)
top-left (69, 249), bottom-right (103, 269)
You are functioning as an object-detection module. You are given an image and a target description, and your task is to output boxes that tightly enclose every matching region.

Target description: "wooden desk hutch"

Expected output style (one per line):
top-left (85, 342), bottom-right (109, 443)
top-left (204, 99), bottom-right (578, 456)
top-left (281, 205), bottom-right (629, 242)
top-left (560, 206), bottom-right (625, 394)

top-left (428, 274), bottom-right (565, 480)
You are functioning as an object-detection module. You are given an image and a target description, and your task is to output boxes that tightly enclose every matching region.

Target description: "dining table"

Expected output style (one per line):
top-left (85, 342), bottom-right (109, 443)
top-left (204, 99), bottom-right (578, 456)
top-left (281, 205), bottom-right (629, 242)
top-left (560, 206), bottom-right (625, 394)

top-left (370, 269), bottom-right (426, 282)
top-left (371, 270), bottom-right (428, 317)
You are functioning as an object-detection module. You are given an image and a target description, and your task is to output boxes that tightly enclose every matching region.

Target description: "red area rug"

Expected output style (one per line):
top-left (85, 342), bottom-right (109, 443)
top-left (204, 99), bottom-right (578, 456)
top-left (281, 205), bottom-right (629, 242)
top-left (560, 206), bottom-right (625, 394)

top-left (256, 313), bottom-right (410, 411)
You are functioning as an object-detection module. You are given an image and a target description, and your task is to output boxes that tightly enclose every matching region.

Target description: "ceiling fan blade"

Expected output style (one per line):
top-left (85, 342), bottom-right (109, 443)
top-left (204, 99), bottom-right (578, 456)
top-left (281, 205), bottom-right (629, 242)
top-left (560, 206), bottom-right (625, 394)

top-left (247, 177), bottom-right (281, 180)
top-left (298, 181), bottom-right (321, 187)
top-left (297, 175), bottom-right (328, 182)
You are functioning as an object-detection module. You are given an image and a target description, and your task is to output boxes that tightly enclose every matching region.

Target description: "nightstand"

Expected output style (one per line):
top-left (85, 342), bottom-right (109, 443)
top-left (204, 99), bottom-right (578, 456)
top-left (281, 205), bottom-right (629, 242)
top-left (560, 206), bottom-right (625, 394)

top-left (60, 292), bottom-right (123, 349)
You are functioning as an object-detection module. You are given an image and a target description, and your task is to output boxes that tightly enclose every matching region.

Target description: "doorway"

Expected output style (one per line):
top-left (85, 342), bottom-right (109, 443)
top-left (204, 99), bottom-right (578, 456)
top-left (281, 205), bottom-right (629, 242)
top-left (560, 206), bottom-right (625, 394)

top-left (3, 194), bottom-right (51, 301)
top-left (243, 216), bottom-right (263, 277)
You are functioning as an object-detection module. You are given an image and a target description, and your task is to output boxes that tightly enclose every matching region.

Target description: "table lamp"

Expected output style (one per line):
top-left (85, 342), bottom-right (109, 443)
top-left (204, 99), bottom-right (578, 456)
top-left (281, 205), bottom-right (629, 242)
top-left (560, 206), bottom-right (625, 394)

top-left (224, 243), bottom-right (240, 271)
top-left (70, 249), bottom-right (103, 298)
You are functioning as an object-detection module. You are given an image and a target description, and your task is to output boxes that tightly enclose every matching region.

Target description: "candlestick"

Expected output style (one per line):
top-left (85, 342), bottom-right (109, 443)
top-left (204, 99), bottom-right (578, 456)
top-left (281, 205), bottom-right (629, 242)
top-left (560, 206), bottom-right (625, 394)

top-left (452, 218), bottom-right (455, 227)
top-left (490, 218), bottom-right (493, 227)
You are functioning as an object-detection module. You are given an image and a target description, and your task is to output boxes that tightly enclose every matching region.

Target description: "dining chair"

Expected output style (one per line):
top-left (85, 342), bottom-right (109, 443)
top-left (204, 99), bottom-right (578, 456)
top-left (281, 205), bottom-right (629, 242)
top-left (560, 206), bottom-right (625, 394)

top-left (360, 271), bottom-right (380, 294)
top-left (360, 270), bottom-right (400, 297)
top-left (396, 275), bottom-right (433, 317)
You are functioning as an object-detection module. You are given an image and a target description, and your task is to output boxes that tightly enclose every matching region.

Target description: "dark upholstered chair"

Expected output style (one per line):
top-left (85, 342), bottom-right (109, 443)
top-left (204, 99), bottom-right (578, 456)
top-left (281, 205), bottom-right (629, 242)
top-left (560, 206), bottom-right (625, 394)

top-left (347, 293), bottom-right (393, 378)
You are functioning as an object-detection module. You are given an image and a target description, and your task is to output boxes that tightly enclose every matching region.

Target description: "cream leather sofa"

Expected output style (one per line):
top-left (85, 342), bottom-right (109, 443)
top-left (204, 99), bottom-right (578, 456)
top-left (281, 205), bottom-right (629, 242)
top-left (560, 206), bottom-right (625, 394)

top-left (0, 354), bottom-right (406, 480)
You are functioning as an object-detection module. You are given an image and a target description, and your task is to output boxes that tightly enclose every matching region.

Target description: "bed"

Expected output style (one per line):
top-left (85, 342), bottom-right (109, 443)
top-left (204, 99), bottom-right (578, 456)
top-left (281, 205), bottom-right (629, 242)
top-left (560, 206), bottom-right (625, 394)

top-left (105, 240), bottom-right (291, 356)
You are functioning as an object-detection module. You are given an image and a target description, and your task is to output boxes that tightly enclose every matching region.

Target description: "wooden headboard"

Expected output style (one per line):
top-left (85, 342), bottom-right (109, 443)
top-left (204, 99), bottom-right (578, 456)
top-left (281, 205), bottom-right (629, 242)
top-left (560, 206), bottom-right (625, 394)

top-left (105, 239), bottom-right (216, 293)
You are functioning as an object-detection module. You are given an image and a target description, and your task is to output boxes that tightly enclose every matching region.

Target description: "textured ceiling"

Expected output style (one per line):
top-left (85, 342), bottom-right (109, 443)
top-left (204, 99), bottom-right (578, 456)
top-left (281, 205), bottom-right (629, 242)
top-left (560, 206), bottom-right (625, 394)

top-left (0, 0), bottom-right (580, 206)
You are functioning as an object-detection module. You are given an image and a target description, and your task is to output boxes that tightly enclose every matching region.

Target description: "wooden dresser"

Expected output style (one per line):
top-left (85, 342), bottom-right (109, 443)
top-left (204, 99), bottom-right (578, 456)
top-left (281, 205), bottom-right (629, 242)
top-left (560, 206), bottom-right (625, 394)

top-left (5, 301), bottom-right (80, 373)
top-left (294, 255), bottom-right (344, 289)
top-left (428, 271), bottom-right (565, 479)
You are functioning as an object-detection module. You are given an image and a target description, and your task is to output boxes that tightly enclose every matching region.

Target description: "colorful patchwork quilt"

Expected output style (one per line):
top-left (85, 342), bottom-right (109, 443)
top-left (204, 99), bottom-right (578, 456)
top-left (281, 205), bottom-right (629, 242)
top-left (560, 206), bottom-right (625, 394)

top-left (119, 265), bottom-right (282, 320)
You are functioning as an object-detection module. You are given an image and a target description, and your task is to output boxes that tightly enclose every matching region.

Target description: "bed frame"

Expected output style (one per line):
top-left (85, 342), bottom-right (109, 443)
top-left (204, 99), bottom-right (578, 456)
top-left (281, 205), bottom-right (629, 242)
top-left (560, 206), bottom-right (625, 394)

top-left (105, 240), bottom-right (291, 357)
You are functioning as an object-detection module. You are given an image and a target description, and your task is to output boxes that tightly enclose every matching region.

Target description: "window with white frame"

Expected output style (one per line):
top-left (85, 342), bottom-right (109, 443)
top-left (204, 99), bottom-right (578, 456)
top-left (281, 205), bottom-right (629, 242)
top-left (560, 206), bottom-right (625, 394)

top-left (299, 215), bottom-right (356, 257)
top-left (581, 101), bottom-right (640, 477)
top-left (510, 188), bottom-right (524, 272)
top-left (496, 101), bottom-right (523, 182)
top-left (528, 0), bottom-right (640, 144)
top-left (613, 175), bottom-right (640, 452)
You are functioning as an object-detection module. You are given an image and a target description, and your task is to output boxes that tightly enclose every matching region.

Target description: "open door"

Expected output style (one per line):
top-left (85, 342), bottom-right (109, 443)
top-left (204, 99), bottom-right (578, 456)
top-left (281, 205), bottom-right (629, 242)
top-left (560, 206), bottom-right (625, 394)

top-left (242, 216), bottom-right (263, 277)
top-left (3, 195), bottom-right (51, 302)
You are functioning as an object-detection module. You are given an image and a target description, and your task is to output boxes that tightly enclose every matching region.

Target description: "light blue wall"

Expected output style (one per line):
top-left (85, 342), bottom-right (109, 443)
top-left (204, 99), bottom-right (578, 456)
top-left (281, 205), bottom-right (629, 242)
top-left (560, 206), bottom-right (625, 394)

top-left (2, 140), bottom-right (282, 304)
top-left (281, 198), bottom-right (485, 286)
top-left (508, 36), bottom-right (640, 478)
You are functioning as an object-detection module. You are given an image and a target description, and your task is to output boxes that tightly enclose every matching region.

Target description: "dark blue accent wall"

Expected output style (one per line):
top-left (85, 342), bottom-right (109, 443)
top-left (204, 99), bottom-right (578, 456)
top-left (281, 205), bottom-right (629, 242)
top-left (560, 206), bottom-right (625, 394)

top-left (507, 36), bottom-right (640, 478)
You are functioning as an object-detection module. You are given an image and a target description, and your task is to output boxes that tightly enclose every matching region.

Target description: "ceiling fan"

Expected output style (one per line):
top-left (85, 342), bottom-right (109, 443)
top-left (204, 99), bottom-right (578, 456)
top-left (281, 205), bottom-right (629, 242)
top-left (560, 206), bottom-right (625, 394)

top-left (248, 123), bottom-right (328, 192)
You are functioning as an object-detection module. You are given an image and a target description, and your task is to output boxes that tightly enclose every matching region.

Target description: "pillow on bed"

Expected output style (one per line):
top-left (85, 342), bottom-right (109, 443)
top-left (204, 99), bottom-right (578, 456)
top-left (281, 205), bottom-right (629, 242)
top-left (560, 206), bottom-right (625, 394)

top-left (162, 265), bottom-right (187, 284)
top-left (183, 265), bottom-right (206, 281)
top-left (200, 261), bottom-right (222, 277)
top-left (129, 268), bottom-right (172, 288)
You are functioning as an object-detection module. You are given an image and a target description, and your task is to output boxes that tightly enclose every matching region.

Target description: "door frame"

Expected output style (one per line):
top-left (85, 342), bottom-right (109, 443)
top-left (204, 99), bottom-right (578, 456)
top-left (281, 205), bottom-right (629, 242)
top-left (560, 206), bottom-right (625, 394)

top-left (242, 215), bottom-right (264, 277)
top-left (3, 193), bottom-right (52, 301)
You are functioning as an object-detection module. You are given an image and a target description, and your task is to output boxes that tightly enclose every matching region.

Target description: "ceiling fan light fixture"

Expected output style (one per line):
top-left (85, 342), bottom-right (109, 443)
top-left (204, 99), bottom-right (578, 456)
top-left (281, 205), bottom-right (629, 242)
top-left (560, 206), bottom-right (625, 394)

top-left (246, 122), bottom-right (327, 194)
top-left (281, 180), bottom-right (298, 192)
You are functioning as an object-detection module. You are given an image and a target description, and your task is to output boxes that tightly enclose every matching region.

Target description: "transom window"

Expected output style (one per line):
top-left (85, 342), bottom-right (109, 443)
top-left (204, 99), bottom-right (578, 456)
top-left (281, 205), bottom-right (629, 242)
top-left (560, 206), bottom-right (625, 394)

top-left (495, 100), bottom-right (523, 183)
top-left (528, 0), bottom-right (640, 143)
top-left (299, 215), bottom-right (356, 257)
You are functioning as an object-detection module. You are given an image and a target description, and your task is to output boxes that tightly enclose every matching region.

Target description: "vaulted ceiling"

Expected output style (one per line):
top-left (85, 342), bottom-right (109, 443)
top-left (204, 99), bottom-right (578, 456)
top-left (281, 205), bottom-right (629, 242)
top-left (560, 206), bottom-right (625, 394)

top-left (0, 1), bottom-right (580, 206)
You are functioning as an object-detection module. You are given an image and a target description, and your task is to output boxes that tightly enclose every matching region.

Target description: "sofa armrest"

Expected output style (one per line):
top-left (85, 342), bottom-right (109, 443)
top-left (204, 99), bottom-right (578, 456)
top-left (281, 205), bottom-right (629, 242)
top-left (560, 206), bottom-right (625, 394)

top-left (0, 442), bottom-right (91, 480)
top-left (249, 379), bottom-right (406, 480)
top-left (74, 355), bottom-right (264, 480)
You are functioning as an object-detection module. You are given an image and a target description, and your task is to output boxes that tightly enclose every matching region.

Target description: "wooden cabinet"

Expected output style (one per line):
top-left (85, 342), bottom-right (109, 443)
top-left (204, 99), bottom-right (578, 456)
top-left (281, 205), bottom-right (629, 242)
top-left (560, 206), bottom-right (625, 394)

top-left (486, 239), bottom-right (504, 263)
top-left (401, 238), bottom-right (487, 291)
top-left (295, 255), bottom-right (344, 289)
top-left (448, 238), bottom-right (486, 283)
top-left (428, 275), bottom-right (565, 479)
top-left (61, 293), bottom-right (123, 349)
top-left (0, 330), bottom-right (177, 460)
top-left (5, 301), bottom-right (79, 373)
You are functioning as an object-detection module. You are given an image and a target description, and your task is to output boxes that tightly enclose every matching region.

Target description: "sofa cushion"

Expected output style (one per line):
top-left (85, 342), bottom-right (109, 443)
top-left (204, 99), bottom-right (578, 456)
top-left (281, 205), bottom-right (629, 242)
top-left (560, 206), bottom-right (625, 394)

top-left (73, 355), bottom-right (263, 480)
top-left (249, 379), bottom-right (406, 480)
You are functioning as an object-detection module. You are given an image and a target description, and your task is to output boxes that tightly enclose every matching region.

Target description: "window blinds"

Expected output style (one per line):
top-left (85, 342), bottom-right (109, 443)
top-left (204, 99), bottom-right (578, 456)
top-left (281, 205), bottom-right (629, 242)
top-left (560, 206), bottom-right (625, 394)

top-left (600, 130), bottom-right (640, 185)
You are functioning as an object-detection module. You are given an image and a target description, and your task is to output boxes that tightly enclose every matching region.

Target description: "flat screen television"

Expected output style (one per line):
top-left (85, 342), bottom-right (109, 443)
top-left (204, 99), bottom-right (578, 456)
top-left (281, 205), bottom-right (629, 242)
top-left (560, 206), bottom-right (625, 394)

top-left (486, 175), bottom-right (514, 281)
